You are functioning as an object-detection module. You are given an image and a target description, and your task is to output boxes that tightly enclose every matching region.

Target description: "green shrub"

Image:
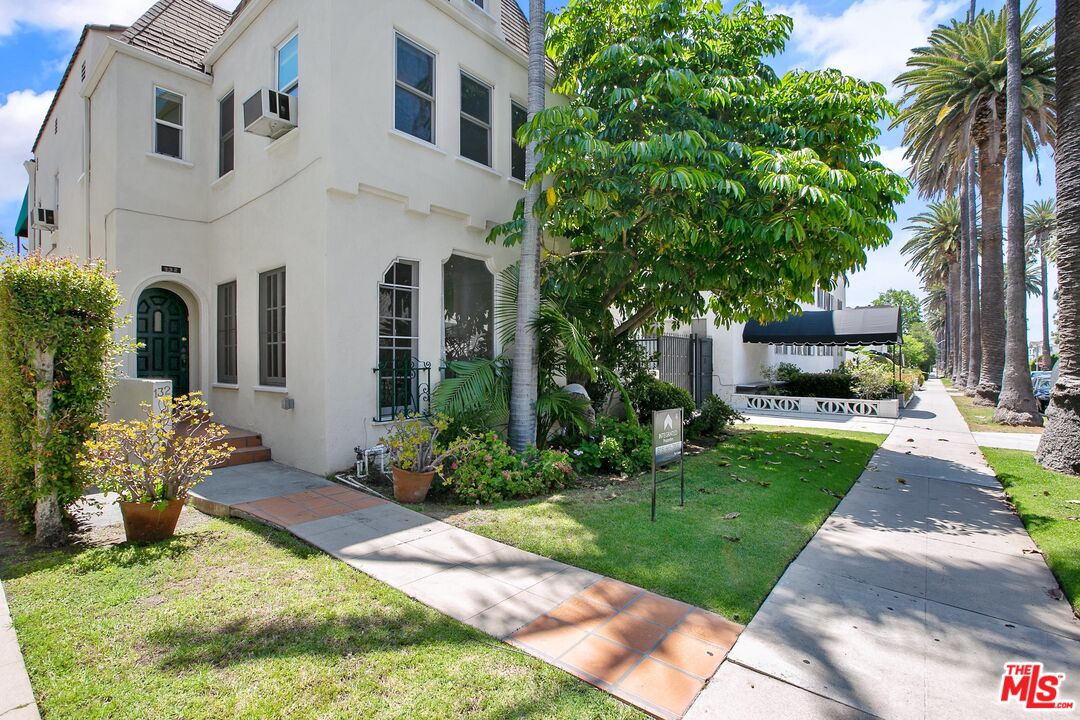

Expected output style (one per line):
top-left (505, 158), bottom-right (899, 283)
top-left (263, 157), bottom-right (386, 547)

top-left (688, 395), bottom-right (745, 437)
top-left (849, 362), bottom-right (898, 400)
top-left (775, 362), bottom-right (801, 383)
top-left (783, 371), bottom-right (855, 399)
top-left (0, 255), bottom-right (124, 542)
top-left (565, 416), bottom-right (651, 475)
top-left (439, 431), bottom-right (573, 504)
top-left (629, 375), bottom-right (695, 425)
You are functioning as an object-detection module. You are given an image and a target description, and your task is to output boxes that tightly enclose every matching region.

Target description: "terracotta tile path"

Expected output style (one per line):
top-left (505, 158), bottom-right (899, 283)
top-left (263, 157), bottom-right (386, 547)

top-left (192, 467), bottom-right (743, 719)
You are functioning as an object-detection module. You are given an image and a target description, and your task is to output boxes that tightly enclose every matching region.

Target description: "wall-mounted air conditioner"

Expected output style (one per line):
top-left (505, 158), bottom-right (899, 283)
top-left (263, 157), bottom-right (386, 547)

top-left (32, 208), bottom-right (57, 231)
top-left (243, 88), bottom-right (297, 139)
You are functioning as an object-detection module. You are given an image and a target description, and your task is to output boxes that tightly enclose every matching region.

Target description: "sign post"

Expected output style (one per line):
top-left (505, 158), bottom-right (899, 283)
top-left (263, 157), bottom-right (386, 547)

top-left (651, 408), bottom-right (685, 521)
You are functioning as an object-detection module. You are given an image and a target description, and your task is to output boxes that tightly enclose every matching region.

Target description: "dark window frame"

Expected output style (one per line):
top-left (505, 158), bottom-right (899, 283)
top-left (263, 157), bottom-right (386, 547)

top-left (219, 91), bottom-right (235, 177)
top-left (510, 101), bottom-right (527, 181)
top-left (259, 267), bottom-right (287, 387)
top-left (217, 281), bottom-right (237, 384)
top-left (459, 71), bottom-right (492, 166)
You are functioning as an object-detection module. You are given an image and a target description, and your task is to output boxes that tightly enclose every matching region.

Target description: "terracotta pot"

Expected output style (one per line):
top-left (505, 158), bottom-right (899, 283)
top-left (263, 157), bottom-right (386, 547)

top-left (391, 467), bottom-right (435, 503)
top-left (119, 499), bottom-right (185, 542)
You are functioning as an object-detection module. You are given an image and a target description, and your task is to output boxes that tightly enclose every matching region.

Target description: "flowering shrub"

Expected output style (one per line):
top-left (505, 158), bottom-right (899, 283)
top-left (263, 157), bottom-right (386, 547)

top-left (381, 413), bottom-right (449, 472)
top-left (81, 393), bottom-right (234, 504)
top-left (440, 431), bottom-right (573, 504)
top-left (566, 416), bottom-right (651, 475)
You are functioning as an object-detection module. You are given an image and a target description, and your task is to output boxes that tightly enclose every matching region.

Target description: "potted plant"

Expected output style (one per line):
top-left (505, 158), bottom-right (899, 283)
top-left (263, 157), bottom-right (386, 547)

top-left (381, 413), bottom-right (448, 502)
top-left (81, 392), bottom-right (234, 542)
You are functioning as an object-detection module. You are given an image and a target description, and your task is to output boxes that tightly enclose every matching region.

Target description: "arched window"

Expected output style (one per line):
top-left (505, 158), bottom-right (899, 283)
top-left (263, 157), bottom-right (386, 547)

top-left (379, 261), bottom-right (419, 413)
top-left (443, 254), bottom-right (493, 362)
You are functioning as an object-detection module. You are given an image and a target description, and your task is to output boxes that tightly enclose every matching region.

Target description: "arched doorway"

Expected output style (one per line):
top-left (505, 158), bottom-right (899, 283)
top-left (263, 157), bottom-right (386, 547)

top-left (136, 287), bottom-right (190, 396)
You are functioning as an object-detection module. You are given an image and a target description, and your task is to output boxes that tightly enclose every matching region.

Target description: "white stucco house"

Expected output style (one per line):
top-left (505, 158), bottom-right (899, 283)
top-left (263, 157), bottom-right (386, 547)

top-left (19, 0), bottom-right (549, 475)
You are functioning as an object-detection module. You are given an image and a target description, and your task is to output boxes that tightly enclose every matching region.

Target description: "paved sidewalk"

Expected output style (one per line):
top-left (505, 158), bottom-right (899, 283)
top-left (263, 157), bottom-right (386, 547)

top-left (191, 463), bottom-right (743, 719)
top-left (971, 431), bottom-right (1042, 452)
top-left (0, 581), bottom-right (41, 720)
top-left (688, 380), bottom-right (1080, 719)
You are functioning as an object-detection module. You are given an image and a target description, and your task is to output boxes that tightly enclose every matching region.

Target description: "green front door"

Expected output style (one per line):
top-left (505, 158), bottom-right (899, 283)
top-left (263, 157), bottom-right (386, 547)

top-left (136, 288), bottom-right (190, 396)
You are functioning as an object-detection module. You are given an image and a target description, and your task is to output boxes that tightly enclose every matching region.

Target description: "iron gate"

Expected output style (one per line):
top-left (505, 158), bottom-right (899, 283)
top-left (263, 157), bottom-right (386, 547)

top-left (638, 334), bottom-right (713, 406)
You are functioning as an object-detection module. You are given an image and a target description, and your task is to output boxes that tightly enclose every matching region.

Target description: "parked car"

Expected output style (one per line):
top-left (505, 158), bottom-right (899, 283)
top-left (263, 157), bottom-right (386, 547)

top-left (1033, 375), bottom-right (1052, 412)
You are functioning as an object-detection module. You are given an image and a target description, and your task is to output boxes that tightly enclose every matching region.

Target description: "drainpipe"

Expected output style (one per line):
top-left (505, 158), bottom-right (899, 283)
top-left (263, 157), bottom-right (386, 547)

top-left (84, 96), bottom-right (92, 259)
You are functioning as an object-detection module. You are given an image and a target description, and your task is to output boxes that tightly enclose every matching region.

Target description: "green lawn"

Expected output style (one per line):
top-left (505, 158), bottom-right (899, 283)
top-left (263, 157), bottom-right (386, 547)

top-left (428, 427), bottom-right (884, 624)
top-left (0, 517), bottom-right (640, 720)
top-left (944, 381), bottom-right (1043, 434)
top-left (982, 448), bottom-right (1080, 616)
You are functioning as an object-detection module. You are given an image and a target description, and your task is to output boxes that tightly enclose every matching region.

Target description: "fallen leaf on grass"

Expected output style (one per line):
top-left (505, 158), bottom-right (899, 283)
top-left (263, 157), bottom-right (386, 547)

top-left (1067, 500), bottom-right (1080, 506)
top-left (766, 460), bottom-right (781, 466)
top-left (723, 535), bottom-right (741, 543)
top-left (722, 512), bottom-right (740, 520)
top-left (1047, 587), bottom-right (1064, 601)
top-left (820, 488), bottom-right (844, 499)
top-left (1067, 517), bottom-right (1080, 522)
top-left (1023, 548), bottom-right (1043, 555)
top-left (799, 477), bottom-right (808, 483)
top-left (716, 460), bottom-right (730, 467)
top-left (754, 480), bottom-right (771, 488)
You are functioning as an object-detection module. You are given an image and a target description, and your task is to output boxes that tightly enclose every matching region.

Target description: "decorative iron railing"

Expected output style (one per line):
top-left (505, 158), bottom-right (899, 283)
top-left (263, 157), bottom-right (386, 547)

top-left (373, 358), bottom-right (431, 422)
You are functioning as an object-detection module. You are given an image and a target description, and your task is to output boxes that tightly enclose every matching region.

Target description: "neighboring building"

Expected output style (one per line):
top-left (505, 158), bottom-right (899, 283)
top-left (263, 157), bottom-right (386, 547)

top-left (22, 0), bottom-right (544, 475)
top-left (662, 280), bottom-right (848, 402)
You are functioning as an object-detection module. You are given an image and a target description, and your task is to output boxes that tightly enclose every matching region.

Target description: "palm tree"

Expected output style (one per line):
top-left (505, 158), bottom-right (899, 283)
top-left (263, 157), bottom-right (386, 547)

top-left (894, 6), bottom-right (1056, 406)
top-left (995, 0), bottom-right (1043, 426)
top-left (1037, 0), bottom-right (1080, 475)
top-left (966, 159), bottom-right (982, 395)
top-left (1026, 198), bottom-right (1056, 370)
top-left (509, 0), bottom-right (547, 452)
top-left (902, 200), bottom-right (962, 374)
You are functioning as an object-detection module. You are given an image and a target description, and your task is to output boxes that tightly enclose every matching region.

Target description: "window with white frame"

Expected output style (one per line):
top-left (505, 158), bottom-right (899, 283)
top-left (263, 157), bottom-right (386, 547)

top-left (379, 261), bottom-right (420, 412)
top-left (395, 35), bottom-right (435, 143)
top-left (154, 87), bottom-right (184, 158)
top-left (460, 72), bottom-right (492, 166)
top-left (277, 33), bottom-right (299, 96)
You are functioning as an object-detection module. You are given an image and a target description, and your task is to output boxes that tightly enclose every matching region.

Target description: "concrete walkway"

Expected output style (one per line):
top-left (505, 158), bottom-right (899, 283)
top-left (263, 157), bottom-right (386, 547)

top-left (0, 582), bottom-right (41, 720)
top-left (971, 431), bottom-right (1042, 452)
top-left (191, 463), bottom-right (743, 720)
top-left (688, 380), bottom-right (1080, 719)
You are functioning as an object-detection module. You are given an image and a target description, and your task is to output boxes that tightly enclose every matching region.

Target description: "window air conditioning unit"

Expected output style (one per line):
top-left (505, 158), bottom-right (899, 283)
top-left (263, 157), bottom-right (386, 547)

top-left (243, 88), bottom-right (297, 139)
top-left (32, 208), bottom-right (57, 231)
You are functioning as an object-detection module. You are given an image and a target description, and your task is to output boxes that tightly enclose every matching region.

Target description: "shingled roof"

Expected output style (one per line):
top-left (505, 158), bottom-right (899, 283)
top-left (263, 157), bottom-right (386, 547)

top-left (121, 0), bottom-right (232, 72)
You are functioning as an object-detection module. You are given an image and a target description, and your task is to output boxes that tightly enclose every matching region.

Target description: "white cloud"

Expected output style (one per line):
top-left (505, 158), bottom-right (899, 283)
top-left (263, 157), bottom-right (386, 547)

top-left (0, 0), bottom-right (232, 37)
top-left (772, 0), bottom-right (962, 90)
top-left (876, 145), bottom-right (910, 175)
top-left (0, 90), bottom-right (54, 203)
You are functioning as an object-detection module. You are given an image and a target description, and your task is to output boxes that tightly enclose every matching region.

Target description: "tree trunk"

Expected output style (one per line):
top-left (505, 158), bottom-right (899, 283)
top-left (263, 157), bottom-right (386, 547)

top-left (995, 0), bottom-right (1043, 426)
top-left (974, 138), bottom-right (1006, 406)
top-left (1040, 243), bottom-right (1052, 370)
top-left (32, 347), bottom-right (64, 546)
top-left (958, 180), bottom-right (971, 387)
top-left (966, 158), bottom-right (982, 395)
top-left (948, 262), bottom-right (961, 381)
top-left (1036, 0), bottom-right (1080, 474)
top-left (508, 0), bottom-right (547, 452)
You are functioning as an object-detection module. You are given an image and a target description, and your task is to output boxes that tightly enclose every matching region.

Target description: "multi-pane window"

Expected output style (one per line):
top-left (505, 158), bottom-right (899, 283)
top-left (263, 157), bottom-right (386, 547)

top-left (460, 73), bottom-right (492, 166)
top-left (395, 35), bottom-right (435, 143)
top-left (511, 101), bottom-right (527, 181)
top-left (443, 254), bottom-right (493, 362)
top-left (219, 92), bottom-right (235, 177)
top-left (154, 87), bottom-right (183, 158)
top-left (277, 33), bottom-right (299, 96)
top-left (259, 268), bottom-right (286, 386)
top-left (379, 261), bottom-right (420, 412)
top-left (217, 281), bottom-right (237, 384)
top-left (469, 0), bottom-right (485, 7)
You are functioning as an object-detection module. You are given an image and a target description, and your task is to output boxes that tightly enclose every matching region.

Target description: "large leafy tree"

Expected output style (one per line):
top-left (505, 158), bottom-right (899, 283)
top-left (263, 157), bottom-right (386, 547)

top-left (1025, 198), bottom-right (1056, 370)
top-left (895, 5), bottom-right (1055, 406)
top-left (996, 0), bottom-right (1043, 426)
top-left (492, 0), bottom-right (907, 349)
top-left (1037, 0), bottom-right (1080, 474)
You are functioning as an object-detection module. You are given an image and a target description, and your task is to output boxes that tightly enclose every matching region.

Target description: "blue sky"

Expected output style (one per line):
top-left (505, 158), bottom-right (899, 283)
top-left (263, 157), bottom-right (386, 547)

top-left (0, 0), bottom-right (1058, 340)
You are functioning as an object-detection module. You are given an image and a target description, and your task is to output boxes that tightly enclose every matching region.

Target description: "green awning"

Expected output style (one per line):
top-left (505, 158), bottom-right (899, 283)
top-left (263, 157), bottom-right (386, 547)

top-left (14, 189), bottom-right (28, 238)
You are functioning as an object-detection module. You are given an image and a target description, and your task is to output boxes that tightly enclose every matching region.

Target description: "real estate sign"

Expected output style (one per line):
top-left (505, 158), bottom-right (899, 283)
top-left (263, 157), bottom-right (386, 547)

top-left (651, 408), bottom-right (685, 521)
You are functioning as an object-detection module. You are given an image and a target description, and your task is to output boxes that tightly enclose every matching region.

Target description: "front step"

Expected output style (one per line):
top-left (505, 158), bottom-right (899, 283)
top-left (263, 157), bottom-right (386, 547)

top-left (212, 426), bottom-right (272, 468)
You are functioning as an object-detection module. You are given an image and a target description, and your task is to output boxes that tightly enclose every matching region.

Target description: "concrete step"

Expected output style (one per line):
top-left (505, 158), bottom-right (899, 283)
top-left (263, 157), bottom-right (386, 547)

top-left (214, 445), bottom-right (272, 468)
